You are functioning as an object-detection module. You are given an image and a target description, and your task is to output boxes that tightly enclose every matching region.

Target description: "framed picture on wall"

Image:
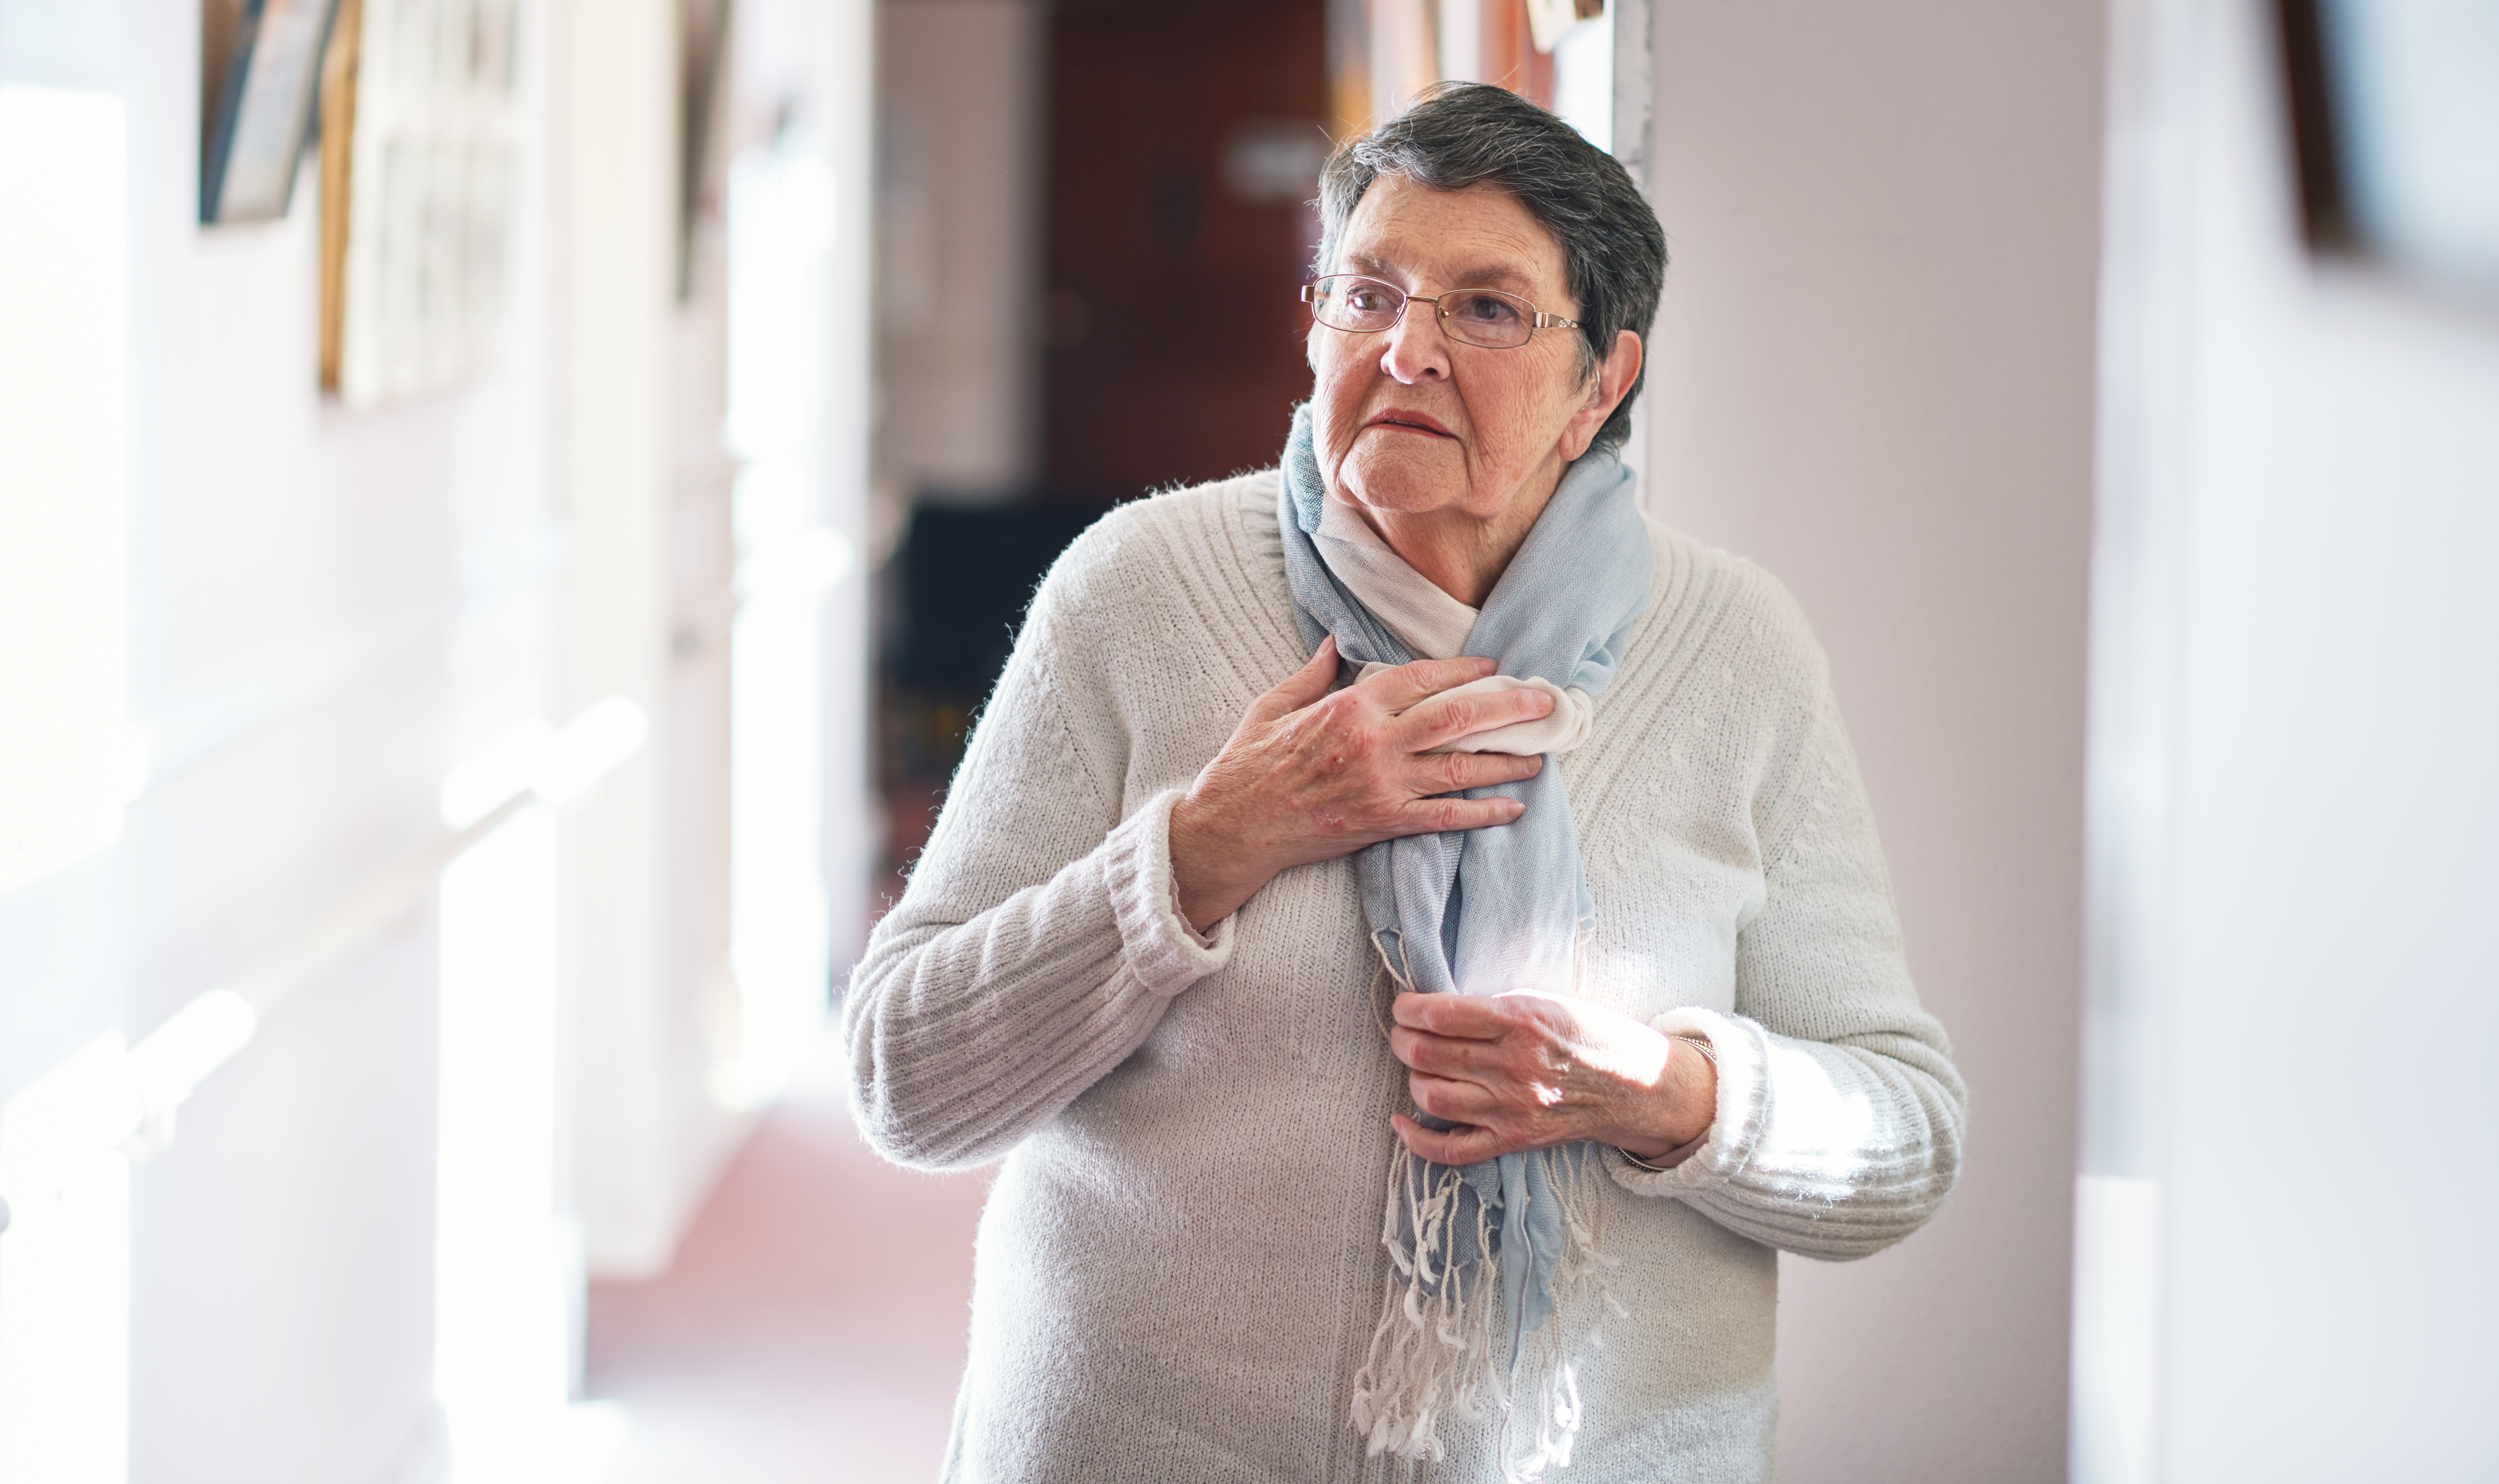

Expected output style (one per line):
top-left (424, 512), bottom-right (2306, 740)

top-left (678, 0), bottom-right (735, 301)
top-left (202, 0), bottom-right (349, 224)
top-left (322, 0), bottom-right (524, 405)
top-left (2278, 0), bottom-right (2499, 294)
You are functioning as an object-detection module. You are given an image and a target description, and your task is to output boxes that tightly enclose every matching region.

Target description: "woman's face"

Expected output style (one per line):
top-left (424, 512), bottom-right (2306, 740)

top-left (1309, 175), bottom-right (1628, 530)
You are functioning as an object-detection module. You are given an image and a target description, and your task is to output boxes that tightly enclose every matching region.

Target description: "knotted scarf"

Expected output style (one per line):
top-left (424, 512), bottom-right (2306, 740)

top-left (1275, 404), bottom-right (1652, 1476)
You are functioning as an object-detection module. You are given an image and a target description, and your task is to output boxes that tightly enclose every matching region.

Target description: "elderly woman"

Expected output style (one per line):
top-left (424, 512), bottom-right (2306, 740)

top-left (846, 84), bottom-right (1966, 1483)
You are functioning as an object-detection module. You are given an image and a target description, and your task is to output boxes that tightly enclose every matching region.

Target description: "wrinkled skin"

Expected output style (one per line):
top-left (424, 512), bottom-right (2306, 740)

top-left (1308, 173), bottom-right (1641, 606)
top-left (1389, 991), bottom-right (1714, 1163)
top-left (1168, 639), bottom-right (1553, 931)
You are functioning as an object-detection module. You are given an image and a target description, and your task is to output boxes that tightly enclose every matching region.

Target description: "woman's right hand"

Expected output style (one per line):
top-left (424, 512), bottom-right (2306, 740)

top-left (1166, 638), bottom-right (1553, 933)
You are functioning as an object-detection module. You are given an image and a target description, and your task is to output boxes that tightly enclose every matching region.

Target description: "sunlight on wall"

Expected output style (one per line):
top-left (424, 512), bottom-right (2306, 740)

top-left (437, 807), bottom-right (568, 1479)
top-left (0, 1036), bottom-right (132, 1484)
top-left (0, 83), bottom-right (135, 1482)
top-left (435, 705), bottom-right (646, 1482)
top-left (2071, 1174), bottom-right (2161, 1484)
top-left (0, 87), bottom-right (138, 897)
top-left (717, 133), bottom-right (849, 1110)
top-left (441, 703), bottom-right (650, 833)
top-left (0, 1003), bottom-right (266, 1483)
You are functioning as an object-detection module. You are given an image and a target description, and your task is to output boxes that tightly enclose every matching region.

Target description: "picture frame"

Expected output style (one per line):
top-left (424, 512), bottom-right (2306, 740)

top-left (202, 0), bottom-right (349, 225)
top-left (2277, 0), bottom-right (2499, 293)
top-left (678, 0), bottom-right (735, 301)
top-left (322, 0), bottom-right (524, 405)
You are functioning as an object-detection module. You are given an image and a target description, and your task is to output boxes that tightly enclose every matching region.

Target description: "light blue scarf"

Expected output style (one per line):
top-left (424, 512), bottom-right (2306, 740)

top-left (1275, 405), bottom-right (1652, 1470)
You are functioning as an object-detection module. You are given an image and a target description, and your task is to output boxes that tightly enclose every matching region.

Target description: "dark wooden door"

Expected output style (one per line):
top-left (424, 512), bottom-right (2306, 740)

top-left (1042, 0), bottom-right (1329, 506)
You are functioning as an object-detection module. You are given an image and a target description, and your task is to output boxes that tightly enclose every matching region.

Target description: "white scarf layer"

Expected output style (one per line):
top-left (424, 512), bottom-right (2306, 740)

top-left (1311, 495), bottom-right (1596, 758)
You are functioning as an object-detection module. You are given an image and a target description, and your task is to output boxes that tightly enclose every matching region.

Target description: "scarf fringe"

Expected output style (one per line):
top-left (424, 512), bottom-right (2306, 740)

top-left (1349, 1139), bottom-right (1616, 1480)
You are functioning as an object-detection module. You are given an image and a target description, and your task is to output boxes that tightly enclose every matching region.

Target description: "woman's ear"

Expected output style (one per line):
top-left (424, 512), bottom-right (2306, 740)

top-left (1558, 330), bottom-right (1644, 461)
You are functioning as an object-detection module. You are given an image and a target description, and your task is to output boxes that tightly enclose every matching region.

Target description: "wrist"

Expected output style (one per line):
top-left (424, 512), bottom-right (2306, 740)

top-left (1167, 790), bottom-right (1270, 933)
top-left (1612, 1033), bottom-right (1717, 1163)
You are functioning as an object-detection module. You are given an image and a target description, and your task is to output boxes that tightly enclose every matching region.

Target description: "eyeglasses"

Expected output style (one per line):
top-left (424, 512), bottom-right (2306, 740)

top-left (1300, 274), bottom-right (1580, 350)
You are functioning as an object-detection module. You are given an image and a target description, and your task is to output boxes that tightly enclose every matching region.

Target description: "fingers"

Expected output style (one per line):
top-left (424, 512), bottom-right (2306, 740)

top-left (1387, 997), bottom-right (1584, 1163)
top-left (1389, 1025), bottom-right (1487, 1083)
top-left (1225, 645), bottom-right (1548, 867)
top-left (1406, 1068), bottom-right (1485, 1116)
top-left (1394, 793), bottom-right (1527, 836)
top-left (1407, 749), bottom-right (1542, 798)
top-left (1249, 637), bottom-right (1340, 724)
top-left (1357, 654), bottom-right (1499, 712)
top-left (1390, 991), bottom-right (1512, 1038)
top-left (1391, 1112), bottom-right (1511, 1166)
top-left (1399, 679), bottom-right (1556, 751)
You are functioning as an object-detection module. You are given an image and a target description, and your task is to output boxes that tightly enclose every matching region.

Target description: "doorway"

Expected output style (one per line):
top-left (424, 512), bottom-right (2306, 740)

top-left (1041, 0), bottom-right (1330, 506)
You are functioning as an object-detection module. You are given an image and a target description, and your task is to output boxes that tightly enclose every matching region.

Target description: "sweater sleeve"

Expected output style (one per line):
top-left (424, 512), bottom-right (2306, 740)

top-left (1606, 681), bottom-right (1969, 1261)
top-left (842, 546), bottom-right (1234, 1171)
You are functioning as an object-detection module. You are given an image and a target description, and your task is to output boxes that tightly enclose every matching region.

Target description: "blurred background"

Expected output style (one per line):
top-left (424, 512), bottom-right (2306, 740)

top-left (0, 1), bottom-right (2492, 1481)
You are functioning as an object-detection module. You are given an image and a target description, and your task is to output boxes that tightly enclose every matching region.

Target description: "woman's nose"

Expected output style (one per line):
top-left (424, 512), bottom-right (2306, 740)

top-left (1378, 300), bottom-right (1452, 383)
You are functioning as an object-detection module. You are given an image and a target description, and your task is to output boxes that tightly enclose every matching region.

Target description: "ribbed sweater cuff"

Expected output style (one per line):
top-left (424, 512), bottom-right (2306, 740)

top-left (1604, 1007), bottom-right (1772, 1200)
top-left (1106, 789), bottom-right (1236, 998)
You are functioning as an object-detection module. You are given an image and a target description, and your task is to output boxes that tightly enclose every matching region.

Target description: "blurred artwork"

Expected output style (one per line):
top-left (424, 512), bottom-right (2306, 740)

top-left (2281, 0), bottom-right (2499, 295)
top-left (318, 0), bottom-right (523, 405)
top-left (1220, 120), bottom-right (1331, 207)
top-left (1331, 0), bottom-right (1558, 134)
top-left (201, 0), bottom-right (347, 223)
top-left (678, 0), bottom-right (734, 301)
top-left (1521, 0), bottom-right (1601, 55)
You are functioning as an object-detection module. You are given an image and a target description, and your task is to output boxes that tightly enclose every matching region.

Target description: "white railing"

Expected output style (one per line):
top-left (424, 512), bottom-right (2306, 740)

top-left (0, 699), bottom-right (647, 1484)
top-left (0, 699), bottom-right (645, 1214)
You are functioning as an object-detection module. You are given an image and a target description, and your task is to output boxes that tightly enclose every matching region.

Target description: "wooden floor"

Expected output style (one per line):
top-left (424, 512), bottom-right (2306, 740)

top-left (585, 1046), bottom-right (994, 1483)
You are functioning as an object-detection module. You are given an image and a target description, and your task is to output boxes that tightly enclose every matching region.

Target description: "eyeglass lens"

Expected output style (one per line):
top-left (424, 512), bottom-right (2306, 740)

top-left (1306, 275), bottom-right (1536, 349)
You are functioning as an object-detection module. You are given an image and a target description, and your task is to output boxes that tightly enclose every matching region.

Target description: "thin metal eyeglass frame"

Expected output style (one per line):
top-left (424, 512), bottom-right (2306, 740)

top-left (1299, 275), bottom-right (1579, 350)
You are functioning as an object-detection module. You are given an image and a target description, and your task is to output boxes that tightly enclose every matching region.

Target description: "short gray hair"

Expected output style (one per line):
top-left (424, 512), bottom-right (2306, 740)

top-left (1315, 83), bottom-right (1667, 457)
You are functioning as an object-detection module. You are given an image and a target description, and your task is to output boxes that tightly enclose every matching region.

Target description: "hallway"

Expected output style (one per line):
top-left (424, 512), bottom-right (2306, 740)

top-left (5, 2), bottom-right (2495, 1480)
top-left (587, 1042), bottom-right (991, 1484)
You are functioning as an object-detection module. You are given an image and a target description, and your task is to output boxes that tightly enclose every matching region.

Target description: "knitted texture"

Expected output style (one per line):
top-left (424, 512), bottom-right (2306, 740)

top-left (845, 471), bottom-right (1968, 1484)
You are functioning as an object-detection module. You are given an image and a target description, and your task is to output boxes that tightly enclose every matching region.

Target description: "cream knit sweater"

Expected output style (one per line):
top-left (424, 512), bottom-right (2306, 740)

top-left (845, 471), bottom-right (1967, 1484)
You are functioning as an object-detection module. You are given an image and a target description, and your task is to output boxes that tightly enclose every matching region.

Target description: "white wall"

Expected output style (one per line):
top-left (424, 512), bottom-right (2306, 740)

top-left (2081, 2), bottom-right (2499, 1479)
top-left (1641, 4), bottom-right (2105, 1479)
top-left (732, 0), bottom-right (880, 991)
top-left (0, 0), bottom-right (565, 1476)
top-left (874, 0), bottom-right (1044, 516)
top-left (548, 0), bottom-right (751, 1284)
top-left (0, 0), bottom-right (876, 1474)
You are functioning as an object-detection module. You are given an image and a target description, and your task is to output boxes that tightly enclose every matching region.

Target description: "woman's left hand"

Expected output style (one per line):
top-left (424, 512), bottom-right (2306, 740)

top-left (1386, 991), bottom-right (1717, 1163)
